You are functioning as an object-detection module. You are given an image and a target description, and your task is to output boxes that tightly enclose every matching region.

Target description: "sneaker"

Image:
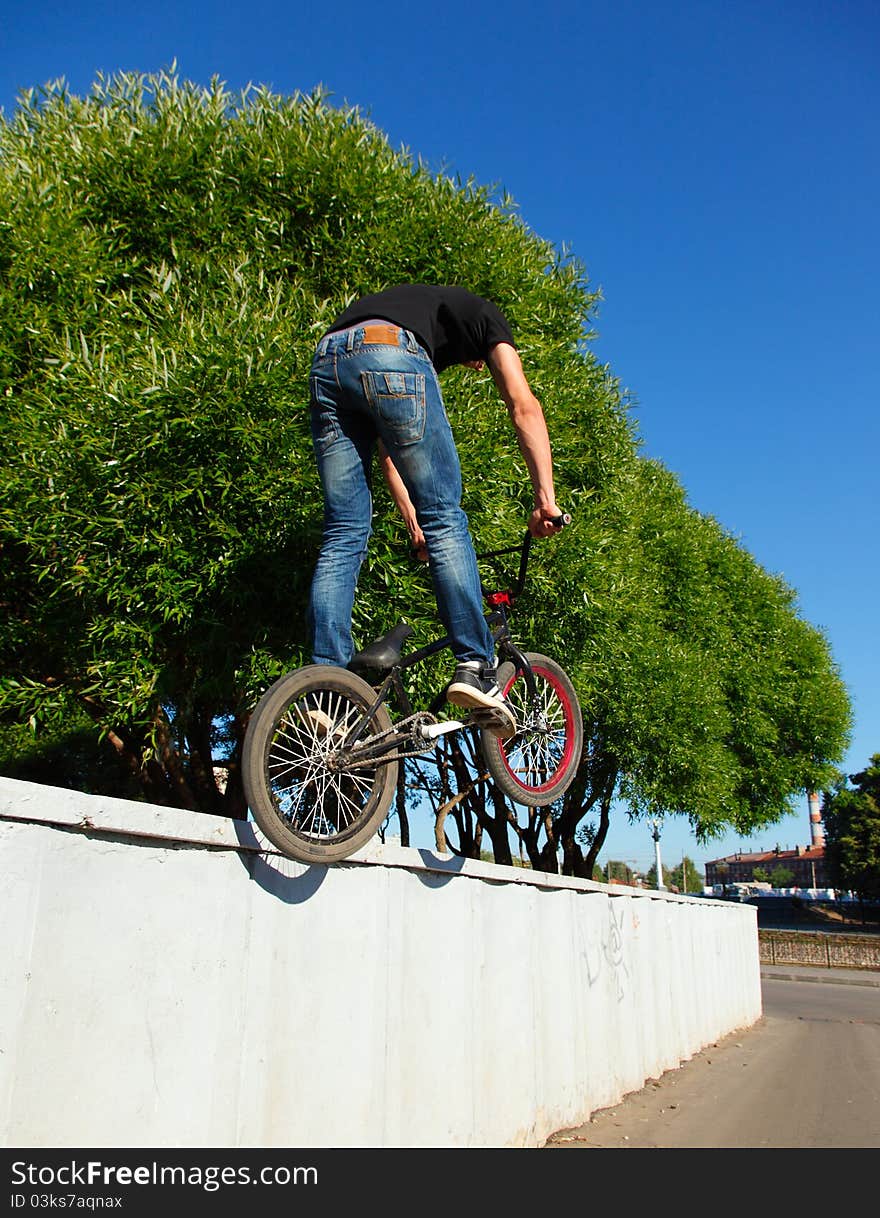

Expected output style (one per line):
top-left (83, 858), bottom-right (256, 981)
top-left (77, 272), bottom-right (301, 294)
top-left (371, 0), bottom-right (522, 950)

top-left (446, 662), bottom-right (517, 740)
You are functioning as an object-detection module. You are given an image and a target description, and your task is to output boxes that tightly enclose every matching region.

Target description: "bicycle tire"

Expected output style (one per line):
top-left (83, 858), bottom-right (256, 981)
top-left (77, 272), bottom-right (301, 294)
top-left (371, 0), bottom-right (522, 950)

top-left (242, 665), bottom-right (397, 864)
top-left (481, 652), bottom-right (582, 806)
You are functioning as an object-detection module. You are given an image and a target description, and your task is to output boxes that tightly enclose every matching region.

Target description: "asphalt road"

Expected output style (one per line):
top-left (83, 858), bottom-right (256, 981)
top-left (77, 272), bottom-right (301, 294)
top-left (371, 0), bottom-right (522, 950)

top-left (544, 965), bottom-right (880, 1149)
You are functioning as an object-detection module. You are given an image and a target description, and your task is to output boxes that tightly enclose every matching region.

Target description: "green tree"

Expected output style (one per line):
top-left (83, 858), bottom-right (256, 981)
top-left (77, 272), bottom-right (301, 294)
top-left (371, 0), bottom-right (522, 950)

top-left (668, 856), bottom-right (703, 893)
top-left (0, 714), bottom-right (144, 800)
top-left (643, 862), bottom-right (668, 889)
top-left (822, 755), bottom-right (880, 903)
top-left (603, 860), bottom-right (637, 885)
top-left (1, 70), bottom-right (851, 871)
top-left (0, 70), bottom-right (620, 817)
top-left (769, 865), bottom-right (795, 888)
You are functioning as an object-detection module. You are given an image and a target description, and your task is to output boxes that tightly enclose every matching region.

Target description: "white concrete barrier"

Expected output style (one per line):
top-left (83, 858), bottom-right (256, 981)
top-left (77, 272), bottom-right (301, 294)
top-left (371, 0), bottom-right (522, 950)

top-left (0, 776), bottom-right (761, 1148)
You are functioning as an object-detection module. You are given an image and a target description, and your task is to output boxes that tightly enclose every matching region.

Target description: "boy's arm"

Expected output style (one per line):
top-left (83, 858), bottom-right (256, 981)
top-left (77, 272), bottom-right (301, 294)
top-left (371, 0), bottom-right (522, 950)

top-left (378, 441), bottom-right (428, 560)
top-left (486, 342), bottom-right (564, 537)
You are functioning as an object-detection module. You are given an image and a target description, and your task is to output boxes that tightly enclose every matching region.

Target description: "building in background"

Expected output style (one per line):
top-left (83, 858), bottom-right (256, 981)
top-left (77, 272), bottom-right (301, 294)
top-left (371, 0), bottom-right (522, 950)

top-left (705, 843), bottom-right (828, 892)
top-left (705, 792), bottom-right (829, 892)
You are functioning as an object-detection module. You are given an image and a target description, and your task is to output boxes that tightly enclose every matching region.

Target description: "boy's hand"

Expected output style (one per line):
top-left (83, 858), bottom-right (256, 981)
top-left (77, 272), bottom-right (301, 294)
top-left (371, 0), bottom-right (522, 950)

top-left (528, 506), bottom-right (567, 538)
top-left (410, 525), bottom-right (428, 562)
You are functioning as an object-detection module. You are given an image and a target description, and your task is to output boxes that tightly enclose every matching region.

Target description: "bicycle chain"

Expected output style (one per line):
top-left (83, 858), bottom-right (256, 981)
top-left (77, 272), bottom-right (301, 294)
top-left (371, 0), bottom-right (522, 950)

top-left (335, 711), bottom-right (441, 769)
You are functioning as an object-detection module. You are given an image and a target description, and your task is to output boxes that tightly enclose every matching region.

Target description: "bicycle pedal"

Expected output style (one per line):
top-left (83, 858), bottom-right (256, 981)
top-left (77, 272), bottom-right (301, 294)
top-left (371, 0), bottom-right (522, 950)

top-left (467, 708), bottom-right (518, 740)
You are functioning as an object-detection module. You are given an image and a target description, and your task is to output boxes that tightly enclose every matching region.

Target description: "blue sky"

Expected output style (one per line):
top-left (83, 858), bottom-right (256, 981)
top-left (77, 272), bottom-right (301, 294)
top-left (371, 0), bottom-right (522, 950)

top-left (2, 0), bottom-right (877, 875)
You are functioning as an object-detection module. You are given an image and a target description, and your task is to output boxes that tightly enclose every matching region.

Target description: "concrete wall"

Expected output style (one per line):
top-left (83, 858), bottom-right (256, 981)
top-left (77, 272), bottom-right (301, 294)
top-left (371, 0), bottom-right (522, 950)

top-left (0, 776), bottom-right (761, 1149)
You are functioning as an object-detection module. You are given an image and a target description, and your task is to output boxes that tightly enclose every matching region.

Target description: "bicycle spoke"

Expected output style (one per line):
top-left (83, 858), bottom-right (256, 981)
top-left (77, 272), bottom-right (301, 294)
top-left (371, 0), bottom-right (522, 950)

top-left (500, 669), bottom-right (570, 789)
top-left (261, 688), bottom-right (383, 842)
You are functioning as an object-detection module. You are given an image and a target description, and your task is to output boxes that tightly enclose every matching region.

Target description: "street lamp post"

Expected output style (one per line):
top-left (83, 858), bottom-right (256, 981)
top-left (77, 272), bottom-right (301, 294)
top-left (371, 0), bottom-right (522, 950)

top-left (650, 818), bottom-right (665, 890)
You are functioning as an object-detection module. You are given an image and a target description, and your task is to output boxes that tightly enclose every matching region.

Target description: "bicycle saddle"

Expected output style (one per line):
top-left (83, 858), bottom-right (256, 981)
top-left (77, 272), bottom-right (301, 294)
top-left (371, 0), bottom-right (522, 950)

top-left (348, 622), bottom-right (413, 675)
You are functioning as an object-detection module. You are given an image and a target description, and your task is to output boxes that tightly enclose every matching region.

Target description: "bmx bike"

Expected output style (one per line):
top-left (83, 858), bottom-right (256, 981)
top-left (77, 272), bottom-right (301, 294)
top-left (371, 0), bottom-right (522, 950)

top-left (242, 519), bottom-right (583, 863)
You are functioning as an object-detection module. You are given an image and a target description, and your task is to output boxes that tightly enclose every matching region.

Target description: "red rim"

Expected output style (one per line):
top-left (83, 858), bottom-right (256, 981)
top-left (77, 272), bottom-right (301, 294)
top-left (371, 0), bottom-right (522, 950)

top-left (498, 663), bottom-right (576, 795)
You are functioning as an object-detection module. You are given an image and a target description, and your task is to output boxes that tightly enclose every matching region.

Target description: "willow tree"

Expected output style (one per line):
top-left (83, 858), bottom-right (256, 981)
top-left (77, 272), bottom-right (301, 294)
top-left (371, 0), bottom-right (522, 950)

top-left (1, 70), bottom-right (849, 862)
top-left (0, 70), bottom-right (627, 817)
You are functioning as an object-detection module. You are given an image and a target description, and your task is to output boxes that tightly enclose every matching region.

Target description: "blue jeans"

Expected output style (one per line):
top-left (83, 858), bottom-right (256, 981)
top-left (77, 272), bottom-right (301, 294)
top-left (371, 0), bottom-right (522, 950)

top-left (307, 323), bottom-right (494, 668)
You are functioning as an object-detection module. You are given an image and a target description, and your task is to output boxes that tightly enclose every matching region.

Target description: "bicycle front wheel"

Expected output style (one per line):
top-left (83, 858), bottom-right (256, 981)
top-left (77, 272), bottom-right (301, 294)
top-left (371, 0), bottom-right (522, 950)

top-left (481, 652), bottom-right (582, 806)
top-left (242, 665), bottom-right (397, 864)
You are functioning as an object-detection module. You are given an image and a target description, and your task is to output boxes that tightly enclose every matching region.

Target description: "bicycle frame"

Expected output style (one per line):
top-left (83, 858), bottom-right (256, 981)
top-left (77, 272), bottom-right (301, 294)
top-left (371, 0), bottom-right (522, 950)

top-left (334, 532), bottom-right (542, 766)
top-left (241, 514), bottom-right (581, 863)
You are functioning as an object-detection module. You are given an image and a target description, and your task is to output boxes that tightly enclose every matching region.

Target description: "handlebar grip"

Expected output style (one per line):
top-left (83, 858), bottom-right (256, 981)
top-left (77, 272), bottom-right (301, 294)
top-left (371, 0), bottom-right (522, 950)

top-left (550, 512), bottom-right (572, 528)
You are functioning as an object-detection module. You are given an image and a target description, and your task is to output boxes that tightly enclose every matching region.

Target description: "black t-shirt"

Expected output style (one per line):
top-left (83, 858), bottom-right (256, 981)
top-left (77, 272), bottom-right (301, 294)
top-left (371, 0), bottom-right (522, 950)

top-left (327, 284), bottom-right (516, 372)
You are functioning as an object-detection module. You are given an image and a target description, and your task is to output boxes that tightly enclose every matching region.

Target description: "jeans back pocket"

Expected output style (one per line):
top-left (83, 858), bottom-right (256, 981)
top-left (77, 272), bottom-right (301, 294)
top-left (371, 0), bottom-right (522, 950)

top-left (360, 370), bottom-right (426, 446)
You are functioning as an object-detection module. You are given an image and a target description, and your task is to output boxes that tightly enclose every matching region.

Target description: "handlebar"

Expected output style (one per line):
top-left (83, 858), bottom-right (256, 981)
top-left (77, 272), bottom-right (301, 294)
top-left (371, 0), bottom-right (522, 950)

top-left (477, 512), bottom-right (571, 602)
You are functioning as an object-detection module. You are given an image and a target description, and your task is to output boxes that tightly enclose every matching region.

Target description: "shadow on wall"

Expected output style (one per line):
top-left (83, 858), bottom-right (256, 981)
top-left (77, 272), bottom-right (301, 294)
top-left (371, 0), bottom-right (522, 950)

top-left (230, 819), bottom-right (470, 901)
top-left (231, 816), bottom-right (329, 904)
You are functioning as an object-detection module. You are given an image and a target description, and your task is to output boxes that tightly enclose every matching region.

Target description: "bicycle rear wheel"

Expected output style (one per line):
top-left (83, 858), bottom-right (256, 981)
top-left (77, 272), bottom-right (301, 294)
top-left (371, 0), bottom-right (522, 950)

top-left (481, 652), bottom-right (582, 806)
top-left (242, 665), bottom-right (397, 864)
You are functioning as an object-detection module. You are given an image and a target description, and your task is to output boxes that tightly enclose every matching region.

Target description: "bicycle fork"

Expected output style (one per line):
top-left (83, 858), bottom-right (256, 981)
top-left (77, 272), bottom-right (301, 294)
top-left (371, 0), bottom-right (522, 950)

top-left (497, 639), bottom-right (538, 701)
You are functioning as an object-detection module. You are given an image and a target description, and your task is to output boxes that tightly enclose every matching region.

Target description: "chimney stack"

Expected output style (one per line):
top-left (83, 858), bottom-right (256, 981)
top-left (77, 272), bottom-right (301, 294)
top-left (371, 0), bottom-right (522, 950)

top-left (807, 791), bottom-right (824, 849)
